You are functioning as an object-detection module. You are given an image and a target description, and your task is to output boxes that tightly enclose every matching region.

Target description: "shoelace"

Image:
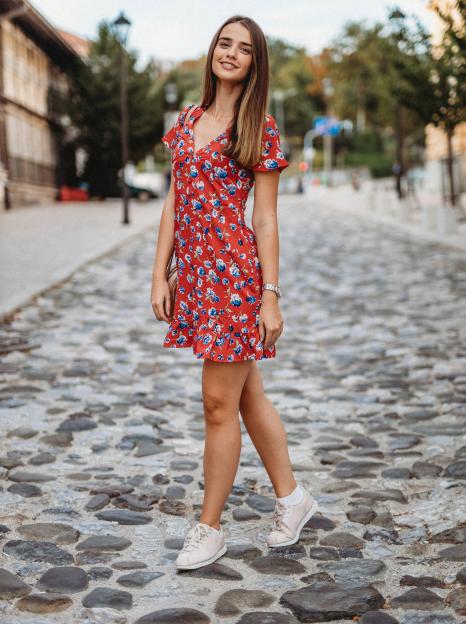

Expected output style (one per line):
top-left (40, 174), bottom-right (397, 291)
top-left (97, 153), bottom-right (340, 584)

top-left (271, 501), bottom-right (293, 532)
top-left (182, 523), bottom-right (211, 552)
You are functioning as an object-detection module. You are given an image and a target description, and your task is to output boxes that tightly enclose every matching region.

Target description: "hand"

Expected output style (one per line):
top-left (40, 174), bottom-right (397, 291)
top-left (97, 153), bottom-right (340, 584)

top-left (151, 277), bottom-right (173, 323)
top-left (258, 291), bottom-right (284, 349)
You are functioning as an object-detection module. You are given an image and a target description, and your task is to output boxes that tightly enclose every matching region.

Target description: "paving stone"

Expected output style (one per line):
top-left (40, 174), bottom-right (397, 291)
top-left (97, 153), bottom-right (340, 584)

top-left (390, 587), bottom-right (444, 609)
top-left (456, 566), bottom-right (466, 584)
top-left (0, 568), bottom-right (32, 599)
top-left (233, 508), bottom-right (261, 521)
top-left (444, 461), bottom-right (466, 478)
top-left (16, 592), bottom-right (73, 613)
top-left (444, 587), bottom-right (466, 615)
top-left (85, 493), bottom-right (110, 511)
top-left (214, 588), bottom-right (275, 616)
top-left (134, 608), bottom-right (210, 623)
top-left (8, 470), bottom-right (56, 483)
top-left (17, 522), bottom-right (79, 544)
top-left (320, 531), bottom-right (365, 550)
top-left (82, 587), bottom-right (133, 610)
top-left (280, 581), bottom-right (385, 621)
top-left (248, 556), bottom-right (307, 575)
top-left (180, 562), bottom-right (243, 580)
top-left (76, 535), bottom-right (131, 552)
top-left (95, 509), bottom-right (152, 525)
top-left (361, 612), bottom-right (400, 624)
top-left (246, 494), bottom-right (275, 513)
top-left (351, 489), bottom-right (408, 503)
top-left (224, 543), bottom-right (263, 560)
top-left (235, 613), bottom-right (298, 624)
top-left (116, 570), bottom-right (164, 587)
top-left (438, 543), bottom-right (466, 561)
top-left (3, 540), bottom-right (74, 565)
top-left (36, 566), bottom-right (88, 593)
top-left (7, 483), bottom-right (43, 497)
top-left (318, 559), bottom-right (386, 583)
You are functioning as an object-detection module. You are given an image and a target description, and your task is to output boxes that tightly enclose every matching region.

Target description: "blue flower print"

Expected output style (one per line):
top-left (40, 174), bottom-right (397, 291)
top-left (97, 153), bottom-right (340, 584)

top-left (161, 104), bottom-right (288, 361)
top-left (229, 263), bottom-right (241, 277)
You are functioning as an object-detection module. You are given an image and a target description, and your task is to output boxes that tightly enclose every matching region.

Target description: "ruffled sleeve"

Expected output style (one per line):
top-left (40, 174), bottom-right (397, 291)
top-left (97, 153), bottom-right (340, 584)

top-left (251, 113), bottom-right (289, 173)
top-left (161, 104), bottom-right (194, 151)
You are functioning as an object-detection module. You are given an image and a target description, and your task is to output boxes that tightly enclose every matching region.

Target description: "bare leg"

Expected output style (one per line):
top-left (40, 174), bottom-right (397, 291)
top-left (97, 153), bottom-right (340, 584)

top-left (199, 358), bottom-right (252, 529)
top-left (239, 362), bottom-right (297, 497)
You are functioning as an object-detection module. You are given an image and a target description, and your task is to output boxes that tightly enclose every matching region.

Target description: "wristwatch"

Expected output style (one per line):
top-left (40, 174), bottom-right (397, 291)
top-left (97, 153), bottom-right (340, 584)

top-left (262, 283), bottom-right (281, 298)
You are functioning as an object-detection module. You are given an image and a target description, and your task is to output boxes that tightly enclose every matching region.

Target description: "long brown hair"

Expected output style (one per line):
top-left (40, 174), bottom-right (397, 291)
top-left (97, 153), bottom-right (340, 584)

top-left (200, 15), bottom-right (269, 169)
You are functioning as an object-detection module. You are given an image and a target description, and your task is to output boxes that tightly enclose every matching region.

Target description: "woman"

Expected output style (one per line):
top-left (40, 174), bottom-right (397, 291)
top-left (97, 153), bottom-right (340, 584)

top-left (151, 15), bottom-right (318, 570)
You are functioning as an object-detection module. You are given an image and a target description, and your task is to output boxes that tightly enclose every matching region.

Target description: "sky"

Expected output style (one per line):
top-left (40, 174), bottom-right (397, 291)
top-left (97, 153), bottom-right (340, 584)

top-left (36, 0), bottom-right (436, 64)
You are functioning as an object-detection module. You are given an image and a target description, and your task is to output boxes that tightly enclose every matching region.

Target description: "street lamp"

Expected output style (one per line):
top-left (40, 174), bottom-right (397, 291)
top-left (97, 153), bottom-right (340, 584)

top-left (322, 78), bottom-right (334, 187)
top-left (112, 11), bottom-right (131, 225)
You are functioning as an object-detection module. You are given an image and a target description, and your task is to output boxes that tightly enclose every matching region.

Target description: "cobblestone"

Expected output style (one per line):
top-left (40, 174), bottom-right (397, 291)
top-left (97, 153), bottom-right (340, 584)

top-left (0, 195), bottom-right (465, 623)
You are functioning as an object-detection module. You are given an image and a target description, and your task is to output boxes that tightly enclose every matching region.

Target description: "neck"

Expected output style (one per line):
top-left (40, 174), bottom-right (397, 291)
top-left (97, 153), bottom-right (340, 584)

top-left (207, 81), bottom-right (243, 119)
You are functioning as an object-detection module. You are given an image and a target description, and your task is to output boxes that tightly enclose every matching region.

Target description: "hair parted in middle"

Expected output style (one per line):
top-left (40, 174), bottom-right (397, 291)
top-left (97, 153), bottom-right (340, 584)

top-left (200, 15), bottom-right (270, 169)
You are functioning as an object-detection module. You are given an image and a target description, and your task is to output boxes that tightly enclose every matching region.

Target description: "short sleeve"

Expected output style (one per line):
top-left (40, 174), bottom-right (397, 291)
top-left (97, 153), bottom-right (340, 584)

top-left (161, 104), bottom-right (194, 151)
top-left (251, 114), bottom-right (289, 173)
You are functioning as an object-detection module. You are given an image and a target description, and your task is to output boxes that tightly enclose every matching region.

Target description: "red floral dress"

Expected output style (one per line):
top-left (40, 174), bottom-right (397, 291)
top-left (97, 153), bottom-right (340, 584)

top-left (161, 103), bottom-right (289, 362)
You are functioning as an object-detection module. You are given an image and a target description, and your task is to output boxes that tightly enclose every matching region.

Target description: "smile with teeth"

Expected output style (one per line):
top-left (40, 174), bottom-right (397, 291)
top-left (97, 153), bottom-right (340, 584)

top-left (220, 61), bottom-right (238, 70)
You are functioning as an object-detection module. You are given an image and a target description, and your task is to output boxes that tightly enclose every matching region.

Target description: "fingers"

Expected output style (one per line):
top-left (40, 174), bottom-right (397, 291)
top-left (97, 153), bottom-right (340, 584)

top-left (163, 294), bottom-right (172, 321)
top-left (259, 321), bottom-right (284, 349)
top-left (152, 295), bottom-right (172, 324)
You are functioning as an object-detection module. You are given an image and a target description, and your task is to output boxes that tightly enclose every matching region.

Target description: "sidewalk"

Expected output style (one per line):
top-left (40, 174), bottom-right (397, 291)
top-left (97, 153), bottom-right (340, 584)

top-left (307, 184), bottom-right (466, 252)
top-left (0, 199), bottom-right (164, 321)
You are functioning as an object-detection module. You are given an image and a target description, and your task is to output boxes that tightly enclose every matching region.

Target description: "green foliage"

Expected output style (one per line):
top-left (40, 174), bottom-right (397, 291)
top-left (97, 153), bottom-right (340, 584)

top-left (345, 151), bottom-right (393, 178)
top-left (58, 22), bottom-right (162, 197)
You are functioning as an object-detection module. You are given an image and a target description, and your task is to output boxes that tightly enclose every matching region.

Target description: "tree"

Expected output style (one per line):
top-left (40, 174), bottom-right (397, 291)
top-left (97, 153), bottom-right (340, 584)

top-left (55, 22), bottom-right (162, 197)
top-left (429, 0), bottom-right (466, 206)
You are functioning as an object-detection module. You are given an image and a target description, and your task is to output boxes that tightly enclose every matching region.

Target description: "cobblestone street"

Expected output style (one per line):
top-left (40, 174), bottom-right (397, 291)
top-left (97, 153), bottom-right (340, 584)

top-left (1, 194), bottom-right (465, 623)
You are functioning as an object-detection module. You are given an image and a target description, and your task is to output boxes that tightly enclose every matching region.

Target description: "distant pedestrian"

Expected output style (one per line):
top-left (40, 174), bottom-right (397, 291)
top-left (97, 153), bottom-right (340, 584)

top-left (150, 15), bottom-right (317, 571)
top-left (164, 166), bottom-right (171, 193)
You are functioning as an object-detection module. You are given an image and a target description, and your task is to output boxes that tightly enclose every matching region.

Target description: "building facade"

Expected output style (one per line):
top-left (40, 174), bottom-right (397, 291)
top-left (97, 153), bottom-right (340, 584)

top-left (425, 0), bottom-right (465, 200)
top-left (0, 0), bottom-right (79, 208)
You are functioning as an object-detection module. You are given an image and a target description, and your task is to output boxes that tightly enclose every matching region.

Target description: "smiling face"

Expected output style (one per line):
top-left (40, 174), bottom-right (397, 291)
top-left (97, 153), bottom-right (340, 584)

top-left (212, 22), bottom-right (253, 84)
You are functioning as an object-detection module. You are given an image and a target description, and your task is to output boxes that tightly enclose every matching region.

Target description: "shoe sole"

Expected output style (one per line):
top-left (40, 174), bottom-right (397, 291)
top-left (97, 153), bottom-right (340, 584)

top-left (176, 543), bottom-right (227, 570)
top-left (267, 498), bottom-right (319, 548)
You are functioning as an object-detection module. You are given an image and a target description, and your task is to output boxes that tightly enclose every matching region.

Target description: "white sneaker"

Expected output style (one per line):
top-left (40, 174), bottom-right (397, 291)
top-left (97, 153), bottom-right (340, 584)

top-left (176, 521), bottom-right (227, 570)
top-left (266, 488), bottom-right (319, 548)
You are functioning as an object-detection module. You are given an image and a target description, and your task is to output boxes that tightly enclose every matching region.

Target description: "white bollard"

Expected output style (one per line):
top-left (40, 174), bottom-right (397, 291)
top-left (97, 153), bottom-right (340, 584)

top-left (398, 198), bottom-right (410, 222)
top-left (421, 202), bottom-right (437, 230)
top-left (436, 204), bottom-right (457, 234)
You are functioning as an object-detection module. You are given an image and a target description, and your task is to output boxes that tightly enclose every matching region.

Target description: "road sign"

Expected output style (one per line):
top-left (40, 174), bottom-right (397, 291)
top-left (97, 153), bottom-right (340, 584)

top-left (313, 116), bottom-right (341, 136)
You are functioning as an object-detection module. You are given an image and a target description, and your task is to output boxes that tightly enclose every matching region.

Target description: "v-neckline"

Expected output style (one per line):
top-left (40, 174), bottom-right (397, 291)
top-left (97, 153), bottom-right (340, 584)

top-left (190, 105), bottom-right (232, 157)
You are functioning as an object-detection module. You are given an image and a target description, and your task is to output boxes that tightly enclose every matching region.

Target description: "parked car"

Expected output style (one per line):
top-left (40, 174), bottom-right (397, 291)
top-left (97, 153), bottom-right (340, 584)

top-left (125, 172), bottom-right (165, 200)
top-left (125, 182), bottom-right (158, 201)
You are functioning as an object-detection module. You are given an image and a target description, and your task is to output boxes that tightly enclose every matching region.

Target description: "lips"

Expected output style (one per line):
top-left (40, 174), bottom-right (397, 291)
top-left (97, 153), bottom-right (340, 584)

top-left (220, 61), bottom-right (238, 70)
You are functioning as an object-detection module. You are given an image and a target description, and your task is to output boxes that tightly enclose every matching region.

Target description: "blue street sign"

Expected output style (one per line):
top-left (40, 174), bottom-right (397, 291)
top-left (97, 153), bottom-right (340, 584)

top-left (313, 116), bottom-right (341, 136)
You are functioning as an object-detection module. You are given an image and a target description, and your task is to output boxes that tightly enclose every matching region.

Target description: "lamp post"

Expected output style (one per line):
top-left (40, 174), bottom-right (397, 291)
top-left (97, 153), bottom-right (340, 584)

top-left (322, 78), bottom-right (334, 187)
top-left (112, 11), bottom-right (131, 225)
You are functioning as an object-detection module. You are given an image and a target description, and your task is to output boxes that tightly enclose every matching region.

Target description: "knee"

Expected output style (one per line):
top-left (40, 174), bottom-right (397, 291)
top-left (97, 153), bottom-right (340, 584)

top-left (203, 391), bottom-right (232, 426)
top-left (239, 383), bottom-right (265, 412)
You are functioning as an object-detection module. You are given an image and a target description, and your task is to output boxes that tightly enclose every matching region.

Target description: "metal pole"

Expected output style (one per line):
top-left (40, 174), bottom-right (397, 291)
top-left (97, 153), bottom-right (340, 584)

top-left (120, 42), bottom-right (130, 224)
top-left (323, 133), bottom-right (332, 187)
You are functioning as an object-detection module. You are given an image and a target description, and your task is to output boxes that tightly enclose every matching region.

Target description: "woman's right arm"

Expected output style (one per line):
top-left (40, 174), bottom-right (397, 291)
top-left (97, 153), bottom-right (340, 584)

top-left (150, 173), bottom-right (176, 323)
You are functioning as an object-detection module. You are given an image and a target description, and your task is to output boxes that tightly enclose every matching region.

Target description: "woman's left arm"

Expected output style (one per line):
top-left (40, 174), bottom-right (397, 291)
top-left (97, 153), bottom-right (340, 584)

top-left (252, 169), bottom-right (284, 350)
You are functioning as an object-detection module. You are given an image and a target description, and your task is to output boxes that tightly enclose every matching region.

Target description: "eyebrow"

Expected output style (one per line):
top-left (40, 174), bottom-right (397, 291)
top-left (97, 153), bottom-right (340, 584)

top-left (218, 36), bottom-right (252, 47)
